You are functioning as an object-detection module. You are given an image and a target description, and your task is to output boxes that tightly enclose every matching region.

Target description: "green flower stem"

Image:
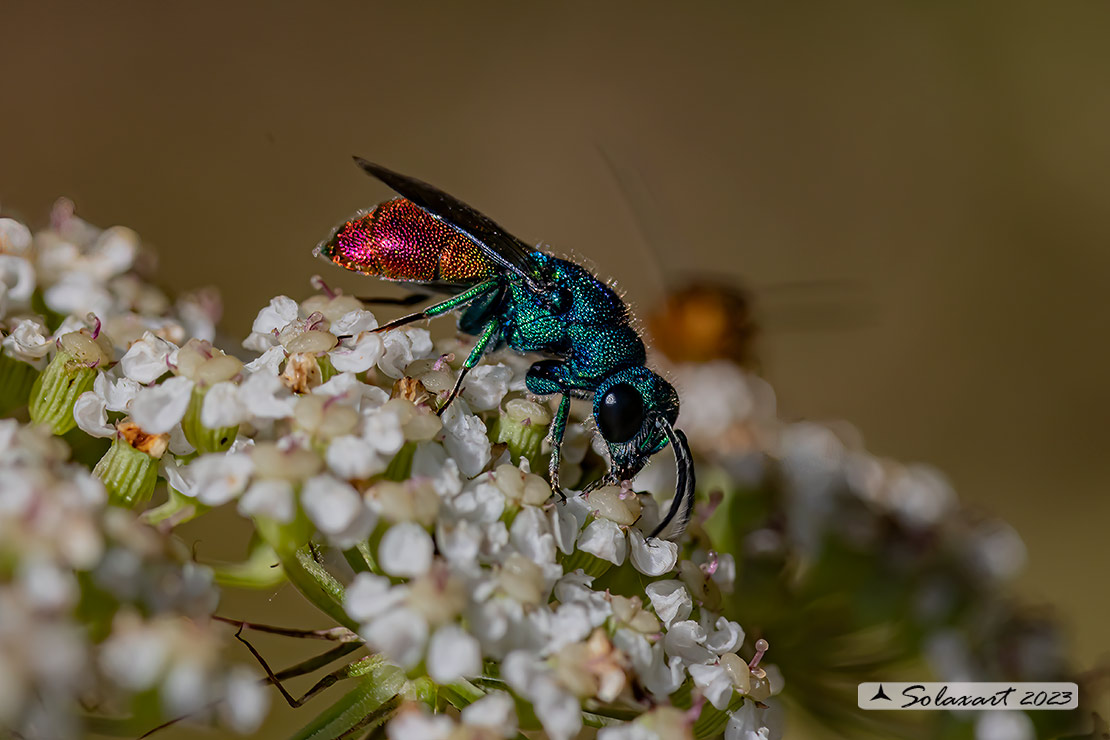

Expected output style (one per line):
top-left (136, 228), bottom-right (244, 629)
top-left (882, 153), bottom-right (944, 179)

top-left (317, 354), bottom-right (337, 384)
top-left (210, 541), bottom-right (288, 590)
top-left (181, 384), bottom-right (238, 454)
top-left (29, 289), bottom-right (64, 332)
top-left (94, 436), bottom-right (160, 508)
top-left (80, 713), bottom-right (147, 737)
top-left (275, 544), bottom-right (360, 631)
top-left (693, 694), bottom-right (747, 739)
top-left (669, 678), bottom-right (694, 709)
top-left (28, 349), bottom-right (98, 435)
top-left (0, 353), bottom-right (39, 415)
top-left (342, 541), bottom-right (379, 575)
top-left (583, 708), bottom-right (640, 728)
top-left (439, 679), bottom-right (485, 708)
top-left (288, 659), bottom-right (404, 740)
top-left (382, 441), bottom-right (416, 481)
top-left (254, 509), bottom-right (315, 556)
top-left (143, 487), bottom-right (211, 527)
top-left (408, 677), bottom-right (437, 708)
top-left (560, 548), bottom-right (614, 579)
top-left (62, 426), bottom-right (111, 469)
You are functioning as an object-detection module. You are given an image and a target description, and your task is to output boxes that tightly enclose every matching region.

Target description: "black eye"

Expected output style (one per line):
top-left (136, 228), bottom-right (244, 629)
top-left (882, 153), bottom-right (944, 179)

top-left (598, 383), bottom-right (645, 444)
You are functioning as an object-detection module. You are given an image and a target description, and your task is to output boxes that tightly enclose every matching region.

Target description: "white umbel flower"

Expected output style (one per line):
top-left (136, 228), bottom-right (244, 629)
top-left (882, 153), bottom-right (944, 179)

top-left (426, 624), bottom-right (482, 683)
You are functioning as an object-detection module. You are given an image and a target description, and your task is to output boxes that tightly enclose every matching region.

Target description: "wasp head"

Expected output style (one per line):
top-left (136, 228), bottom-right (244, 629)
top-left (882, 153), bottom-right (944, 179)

top-left (591, 367), bottom-right (679, 483)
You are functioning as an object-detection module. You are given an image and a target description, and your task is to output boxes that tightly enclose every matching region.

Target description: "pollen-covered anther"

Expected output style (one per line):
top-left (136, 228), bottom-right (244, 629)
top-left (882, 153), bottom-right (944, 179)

top-left (281, 352), bottom-right (324, 394)
top-left (390, 376), bottom-right (432, 406)
top-left (116, 420), bottom-right (170, 458)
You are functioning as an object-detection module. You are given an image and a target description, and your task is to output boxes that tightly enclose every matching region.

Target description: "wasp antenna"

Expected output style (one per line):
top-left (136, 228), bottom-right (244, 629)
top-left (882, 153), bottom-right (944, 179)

top-left (647, 419), bottom-right (695, 540)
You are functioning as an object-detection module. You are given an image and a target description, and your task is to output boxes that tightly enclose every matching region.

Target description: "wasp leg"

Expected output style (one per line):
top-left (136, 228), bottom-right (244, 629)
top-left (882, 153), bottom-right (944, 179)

top-left (373, 280), bottom-right (498, 333)
top-left (546, 394), bottom-right (571, 500)
top-left (436, 317), bottom-right (500, 416)
top-left (526, 360), bottom-right (589, 498)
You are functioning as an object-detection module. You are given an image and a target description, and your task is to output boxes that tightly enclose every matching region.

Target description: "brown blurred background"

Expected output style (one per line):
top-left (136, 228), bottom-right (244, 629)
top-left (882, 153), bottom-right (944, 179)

top-left (5, 1), bottom-right (1109, 736)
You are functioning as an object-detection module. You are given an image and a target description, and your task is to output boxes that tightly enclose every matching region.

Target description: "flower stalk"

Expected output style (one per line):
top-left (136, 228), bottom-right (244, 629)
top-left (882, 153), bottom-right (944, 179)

top-left (0, 353), bottom-right (38, 415)
top-left (181, 384), bottom-right (238, 454)
top-left (287, 658), bottom-right (405, 740)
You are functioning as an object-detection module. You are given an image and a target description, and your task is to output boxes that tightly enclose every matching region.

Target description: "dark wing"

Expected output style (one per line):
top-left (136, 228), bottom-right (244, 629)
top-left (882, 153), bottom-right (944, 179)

top-left (353, 157), bottom-right (549, 293)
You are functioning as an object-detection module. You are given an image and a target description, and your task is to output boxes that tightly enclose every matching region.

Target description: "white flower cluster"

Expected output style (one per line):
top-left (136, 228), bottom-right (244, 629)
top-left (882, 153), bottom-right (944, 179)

top-left (2, 206), bottom-right (781, 739)
top-left (0, 420), bottom-right (268, 739)
top-left (1, 203), bottom-right (218, 374)
top-left (668, 359), bottom-right (1027, 587)
top-left (664, 358), bottom-right (1063, 740)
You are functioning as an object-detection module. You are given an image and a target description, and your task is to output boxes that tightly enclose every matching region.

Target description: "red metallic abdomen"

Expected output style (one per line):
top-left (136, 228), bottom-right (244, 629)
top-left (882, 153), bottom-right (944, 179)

top-left (315, 198), bottom-right (496, 285)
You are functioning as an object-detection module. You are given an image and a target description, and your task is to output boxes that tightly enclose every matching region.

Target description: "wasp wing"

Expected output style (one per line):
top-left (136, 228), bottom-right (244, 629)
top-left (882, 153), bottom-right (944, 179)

top-left (353, 158), bottom-right (548, 292)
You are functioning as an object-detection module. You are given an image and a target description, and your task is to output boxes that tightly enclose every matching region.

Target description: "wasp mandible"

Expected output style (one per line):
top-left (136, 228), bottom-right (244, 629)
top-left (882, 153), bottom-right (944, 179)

top-left (315, 158), bottom-right (694, 538)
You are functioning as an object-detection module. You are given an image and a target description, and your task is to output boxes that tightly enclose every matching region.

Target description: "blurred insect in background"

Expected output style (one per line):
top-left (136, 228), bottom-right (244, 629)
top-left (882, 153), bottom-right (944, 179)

top-left (314, 158), bottom-right (695, 538)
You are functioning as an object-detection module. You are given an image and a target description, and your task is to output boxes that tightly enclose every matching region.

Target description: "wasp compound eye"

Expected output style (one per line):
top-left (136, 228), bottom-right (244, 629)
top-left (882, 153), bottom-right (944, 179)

top-left (598, 383), bottom-right (645, 444)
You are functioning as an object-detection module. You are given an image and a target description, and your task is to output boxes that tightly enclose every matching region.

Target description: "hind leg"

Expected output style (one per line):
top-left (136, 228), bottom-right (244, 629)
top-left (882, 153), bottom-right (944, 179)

top-left (436, 318), bottom-right (500, 416)
top-left (372, 280), bottom-right (498, 332)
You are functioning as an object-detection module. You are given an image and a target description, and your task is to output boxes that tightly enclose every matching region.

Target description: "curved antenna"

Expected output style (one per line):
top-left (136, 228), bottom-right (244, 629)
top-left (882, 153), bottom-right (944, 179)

top-left (648, 418), bottom-right (696, 540)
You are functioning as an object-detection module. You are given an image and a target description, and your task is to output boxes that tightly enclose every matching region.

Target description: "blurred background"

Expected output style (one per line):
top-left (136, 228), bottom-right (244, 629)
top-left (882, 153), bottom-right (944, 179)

top-left (5, 2), bottom-right (1108, 736)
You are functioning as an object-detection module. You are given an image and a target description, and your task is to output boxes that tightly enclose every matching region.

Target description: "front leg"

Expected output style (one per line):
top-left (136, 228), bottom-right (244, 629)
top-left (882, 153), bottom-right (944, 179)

top-left (526, 360), bottom-right (586, 500)
top-left (546, 395), bottom-right (571, 500)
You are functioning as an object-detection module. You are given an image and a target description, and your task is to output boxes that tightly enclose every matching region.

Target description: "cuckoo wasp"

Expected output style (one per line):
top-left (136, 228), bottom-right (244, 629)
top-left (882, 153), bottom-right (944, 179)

top-left (315, 158), bottom-right (694, 538)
